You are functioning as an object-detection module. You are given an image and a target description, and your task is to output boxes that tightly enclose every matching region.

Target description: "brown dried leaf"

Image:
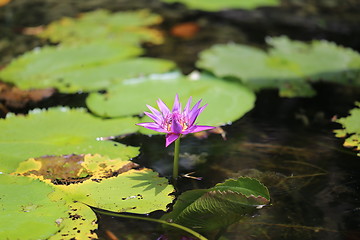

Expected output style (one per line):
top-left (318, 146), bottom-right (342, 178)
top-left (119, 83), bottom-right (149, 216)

top-left (0, 81), bottom-right (55, 108)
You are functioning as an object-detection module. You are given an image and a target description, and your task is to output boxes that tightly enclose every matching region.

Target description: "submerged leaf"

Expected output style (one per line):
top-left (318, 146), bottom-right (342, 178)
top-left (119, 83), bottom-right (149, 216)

top-left (37, 9), bottom-right (164, 45)
top-left (161, 0), bottom-right (280, 11)
top-left (86, 72), bottom-right (255, 127)
top-left (162, 177), bottom-right (270, 234)
top-left (0, 174), bottom-right (68, 240)
top-left (197, 36), bottom-right (360, 97)
top-left (334, 102), bottom-right (360, 156)
top-left (0, 107), bottom-right (140, 173)
top-left (0, 81), bottom-right (55, 108)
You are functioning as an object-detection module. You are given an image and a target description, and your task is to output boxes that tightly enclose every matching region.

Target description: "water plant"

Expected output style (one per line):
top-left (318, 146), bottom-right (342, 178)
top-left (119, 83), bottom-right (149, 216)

top-left (137, 94), bottom-right (215, 179)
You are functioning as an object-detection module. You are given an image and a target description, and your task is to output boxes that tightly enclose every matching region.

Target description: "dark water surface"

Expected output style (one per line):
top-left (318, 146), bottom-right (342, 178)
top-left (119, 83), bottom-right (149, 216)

top-left (107, 87), bottom-right (360, 240)
top-left (1, 1), bottom-right (359, 240)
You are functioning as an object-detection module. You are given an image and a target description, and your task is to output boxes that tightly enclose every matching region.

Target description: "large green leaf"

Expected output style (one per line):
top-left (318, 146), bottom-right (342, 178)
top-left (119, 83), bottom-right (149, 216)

top-left (334, 102), bottom-right (360, 156)
top-left (162, 177), bottom-right (270, 234)
top-left (0, 41), bottom-right (175, 93)
top-left (161, 0), bottom-right (280, 11)
top-left (15, 154), bottom-right (175, 214)
top-left (2, 155), bottom-right (175, 239)
top-left (37, 9), bottom-right (164, 45)
top-left (197, 36), bottom-right (360, 97)
top-left (0, 107), bottom-right (140, 173)
top-left (86, 72), bottom-right (256, 126)
top-left (0, 174), bottom-right (68, 240)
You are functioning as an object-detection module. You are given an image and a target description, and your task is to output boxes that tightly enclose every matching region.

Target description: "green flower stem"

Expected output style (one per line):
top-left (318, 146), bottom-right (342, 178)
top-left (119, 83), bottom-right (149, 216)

top-left (93, 209), bottom-right (208, 240)
top-left (173, 136), bottom-right (181, 180)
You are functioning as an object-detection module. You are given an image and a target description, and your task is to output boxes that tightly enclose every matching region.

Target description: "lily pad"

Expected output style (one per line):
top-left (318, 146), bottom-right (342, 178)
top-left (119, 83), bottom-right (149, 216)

top-left (162, 177), bottom-right (270, 234)
top-left (197, 36), bottom-right (360, 97)
top-left (0, 41), bottom-right (176, 93)
top-left (48, 201), bottom-right (98, 240)
top-left (0, 174), bottom-right (68, 240)
top-left (15, 154), bottom-right (175, 214)
top-left (161, 0), bottom-right (280, 11)
top-left (86, 72), bottom-right (256, 127)
top-left (0, 107), bottom-right (140, 173)
top-left (37, 9), bottom-right (164, 45)
top-left (334, 102), bottom-right (360, 156)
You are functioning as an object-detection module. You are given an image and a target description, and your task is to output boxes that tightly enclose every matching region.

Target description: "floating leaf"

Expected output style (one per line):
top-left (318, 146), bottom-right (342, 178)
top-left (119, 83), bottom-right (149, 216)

top-left (0, 42), bottom-right (176, 93)
top-left (56, 168), bottom-right (174, 214)
top-left (7, 154), bottom-right (175, 239)
top-left (334, 102), bottom-right (360, 156)
top-left (161, 0), bottom-right (280, 11)
top-left (16, 154), bottom-right (139, 183)
top-left (162, 177), bottom-right (270, 235)
top-left (197, 36), bottom-right (360, 97)
top-left (0, 107), bottom-right (140, 173)
top-left (37, 9), bottom-right (164, 45)
top-left (48, 201), bottom-right (98, 240)
top-left (0, 174), bottom-right (68, 240)
top-left (86, 72), bottom-right (255, 127)
top-left (0, 41), bottom-right (143, 92)
top-left (15, 154), bottom-right (175, 214)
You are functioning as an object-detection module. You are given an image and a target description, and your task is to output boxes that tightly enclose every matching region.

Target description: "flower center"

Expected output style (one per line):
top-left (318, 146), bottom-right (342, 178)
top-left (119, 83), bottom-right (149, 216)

top-left (164, 112), bottom-right (189, 132)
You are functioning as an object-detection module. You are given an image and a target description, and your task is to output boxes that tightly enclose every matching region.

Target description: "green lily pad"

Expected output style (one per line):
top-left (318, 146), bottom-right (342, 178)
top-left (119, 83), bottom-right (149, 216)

top-left (162, 177), bottom-right (270, 234)
top-left (197, 36), bottom-right (360, 97)
top-left (2, 154), bottom-right (175, 239)
top-left (161, 0), bottom-right (280, 11)
top-left (0, 107), bottom-right (140, 173)
top-left (0, 41), bottom-right (175, 93)
top-left (0, 174), bottom-right (68, 240)
top-left (48, 201), bottom-right (98, 240)
top-left (15, 154), bottom-right (175, 214)
top-left (86, 72), bottom-right (256, 127)
top-left (37, 9), bottom-right (164, 45)
top-left (334, 102), bottom-right (360, 156)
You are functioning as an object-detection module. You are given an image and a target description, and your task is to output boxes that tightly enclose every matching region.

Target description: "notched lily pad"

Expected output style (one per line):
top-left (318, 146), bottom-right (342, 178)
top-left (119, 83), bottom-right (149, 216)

top-left (197, 36), bottom-right (360, 97)
top-left (86, 71), bottom-right (255, 127)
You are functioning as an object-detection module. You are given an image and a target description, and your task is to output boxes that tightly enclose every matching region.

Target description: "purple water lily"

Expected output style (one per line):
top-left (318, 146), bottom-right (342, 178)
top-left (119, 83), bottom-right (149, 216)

top-left (137, 94), bottom-right (215, 147)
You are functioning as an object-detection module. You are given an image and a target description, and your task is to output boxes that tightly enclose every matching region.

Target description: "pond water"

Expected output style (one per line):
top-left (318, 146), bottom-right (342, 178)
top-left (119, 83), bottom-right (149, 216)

top-left (102, 86), bottom-right (359, 240)
top-left (1, 1), bottom-right (360, 240)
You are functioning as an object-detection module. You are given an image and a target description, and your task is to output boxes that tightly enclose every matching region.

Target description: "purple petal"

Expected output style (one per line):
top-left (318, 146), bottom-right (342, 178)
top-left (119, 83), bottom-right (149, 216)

top-left (183, 125), bottom-right (215, 134)
top-left (144, 111), bottom-right (162, 125)
top-left (172, 94), bottom-right (181, 113)
top-left (190, 99), bottom-right (202, 113)
top-left (165, 133), bottom-right (180, 147)
top-left (136, 122), bottom-right (168, 133)
top-left (189, 103), bottom-right (208, 125)
top-left (183, 96), bottom-right (192, 114)
top-left (171, 117), bottom-right (183, 134)
top-left (157, 99), bottom-right (170, 116)
top-left (146, 104), bottom-right (162, 117)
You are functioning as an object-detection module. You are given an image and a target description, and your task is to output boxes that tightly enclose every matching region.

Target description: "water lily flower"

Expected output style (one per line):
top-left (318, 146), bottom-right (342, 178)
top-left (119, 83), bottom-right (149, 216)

top-left (137, 94), bottom-right (215, 147)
